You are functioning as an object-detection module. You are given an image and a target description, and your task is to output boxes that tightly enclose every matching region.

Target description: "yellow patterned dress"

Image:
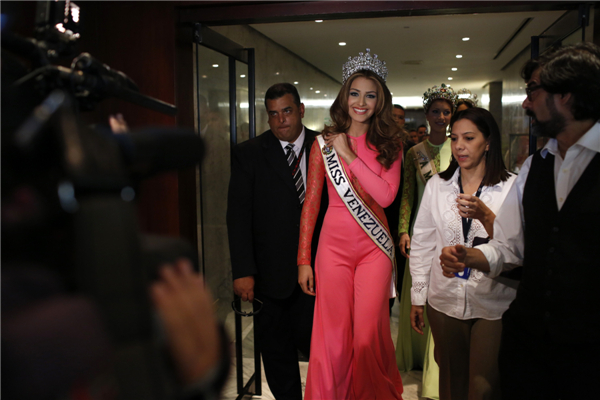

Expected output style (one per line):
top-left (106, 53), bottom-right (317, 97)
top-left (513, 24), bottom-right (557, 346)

top-left (396, 138), bottom-right (452, 399)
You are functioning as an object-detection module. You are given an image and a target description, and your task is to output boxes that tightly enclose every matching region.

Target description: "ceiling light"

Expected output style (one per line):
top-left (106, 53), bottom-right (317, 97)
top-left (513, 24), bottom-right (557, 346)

top-left (315, 90), bottom-right (321, 93)
top-left (324, 94), bottom-right (327, 97)
top-left (212, 64), bottom-right (219, 68)
top-left (275, 72), bottom-right (280, 75)
top-left (448, 77), bottom-right (453, 80)
top-left (456, 55), bottom-right (463, 58)
top-left (240, 74), bottom-right (246, 78)
top-left (294, 81), bottom-right (299, 84)
top-left (339, 42), bottom-right (346, 46)
top-left (310, 87), bottom-right (313, 90)
top-left (462, 37), bottom-right (470, 41)
top-left (452, 67), bottom-right (457, 71)
top-left (202, 75), bottom-right (207, 78)
top-left (315, 20), bottom-right (323, 23)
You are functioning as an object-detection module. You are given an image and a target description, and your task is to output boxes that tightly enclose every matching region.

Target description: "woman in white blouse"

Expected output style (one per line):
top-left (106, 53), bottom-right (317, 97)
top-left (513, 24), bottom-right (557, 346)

top-left (409, 108), bottom-right (517, 400)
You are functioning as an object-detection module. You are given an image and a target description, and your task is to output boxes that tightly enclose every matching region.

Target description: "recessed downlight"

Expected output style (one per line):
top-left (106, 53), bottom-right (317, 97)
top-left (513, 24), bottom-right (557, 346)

top-left (339, 42), bottom-right (346, 46)
top-left (448, 77), bottom-right (453, 80)
top-left (462, 37), bottom-right (470, 41)
top-left (456, 55), bottom-right (463, 58)
top-left (315, 20), bottom-right (323, 23)
top-left (452, 67), bottom-right (458, 71)
top-left (212, 64), bottom-right (219, 68)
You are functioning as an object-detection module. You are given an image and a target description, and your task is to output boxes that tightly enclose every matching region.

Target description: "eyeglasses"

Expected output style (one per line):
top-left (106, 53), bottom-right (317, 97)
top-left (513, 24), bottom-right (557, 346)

top-left (231, 298), bottom-right (263, 317)
top-left (525, 84), bottom-right (543, 101)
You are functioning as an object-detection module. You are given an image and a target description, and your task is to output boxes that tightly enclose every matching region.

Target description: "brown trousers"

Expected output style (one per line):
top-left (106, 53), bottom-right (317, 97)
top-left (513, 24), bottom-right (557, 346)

top-left (427, 304), bottom-right (502, 400)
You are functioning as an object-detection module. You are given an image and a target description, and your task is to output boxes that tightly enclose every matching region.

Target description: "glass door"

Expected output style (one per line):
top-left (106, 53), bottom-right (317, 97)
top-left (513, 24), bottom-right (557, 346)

top-left (192, 24), bottom-right (259, 399)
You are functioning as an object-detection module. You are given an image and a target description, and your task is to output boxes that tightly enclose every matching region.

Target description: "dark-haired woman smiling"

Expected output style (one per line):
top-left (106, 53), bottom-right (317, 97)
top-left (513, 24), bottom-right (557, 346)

top-left (409, 108), bottom-right (517, 400)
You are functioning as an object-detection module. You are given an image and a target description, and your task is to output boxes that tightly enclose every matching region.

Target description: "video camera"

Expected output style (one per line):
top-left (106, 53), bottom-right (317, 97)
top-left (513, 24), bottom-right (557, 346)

top-left (2, 2), bottom-right (206, 399)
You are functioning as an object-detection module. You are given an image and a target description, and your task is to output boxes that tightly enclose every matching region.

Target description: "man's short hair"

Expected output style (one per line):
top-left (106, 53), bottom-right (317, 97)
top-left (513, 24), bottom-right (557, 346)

top-left (393, 104), bottom-right (405, 111)
top-left (264, 83), bottom-right (301, 109)
top-left (418, 124), bottom-right (427, 130)
top-left (521, 42), bottom-right (600, 121)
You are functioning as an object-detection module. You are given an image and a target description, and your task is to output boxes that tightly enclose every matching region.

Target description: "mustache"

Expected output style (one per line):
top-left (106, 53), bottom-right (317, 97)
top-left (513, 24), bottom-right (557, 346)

top-left (526, 110), bottom-right (536, 119)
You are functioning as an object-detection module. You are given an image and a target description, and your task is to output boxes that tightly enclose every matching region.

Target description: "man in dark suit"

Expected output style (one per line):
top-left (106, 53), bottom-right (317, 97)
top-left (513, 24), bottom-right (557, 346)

top-left (227, 83), bottom-right (326, 400)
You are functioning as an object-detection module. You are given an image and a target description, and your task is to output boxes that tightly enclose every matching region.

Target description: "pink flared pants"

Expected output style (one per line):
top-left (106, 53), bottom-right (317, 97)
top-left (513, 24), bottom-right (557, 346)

top-left (305, 206), bottom-right (404, 400)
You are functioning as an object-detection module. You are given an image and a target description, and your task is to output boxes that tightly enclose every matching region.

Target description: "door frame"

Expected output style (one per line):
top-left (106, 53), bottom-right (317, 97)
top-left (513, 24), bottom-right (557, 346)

top-left (177, 22), bottom-right (261, 399)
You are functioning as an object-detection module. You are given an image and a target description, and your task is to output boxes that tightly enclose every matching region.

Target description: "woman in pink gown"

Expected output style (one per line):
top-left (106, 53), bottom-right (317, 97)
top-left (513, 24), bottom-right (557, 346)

top-left (298, 49), bottom-right (404, 400)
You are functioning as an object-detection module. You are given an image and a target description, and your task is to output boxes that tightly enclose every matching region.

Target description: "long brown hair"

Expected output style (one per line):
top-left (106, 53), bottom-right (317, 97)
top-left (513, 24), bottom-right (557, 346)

top-left (323, 70), bottom-right (402, 169)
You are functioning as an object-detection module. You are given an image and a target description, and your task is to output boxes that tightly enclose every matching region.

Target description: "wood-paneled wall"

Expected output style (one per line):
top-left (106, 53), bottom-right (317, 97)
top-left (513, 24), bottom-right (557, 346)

top-left (77, 2), bottom-right (185, 239)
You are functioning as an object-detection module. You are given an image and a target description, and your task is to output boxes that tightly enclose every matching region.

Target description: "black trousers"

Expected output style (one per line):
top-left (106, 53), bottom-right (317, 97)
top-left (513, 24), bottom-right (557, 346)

top-left (499, 311), bottom-right (599, 400)
top-left (254, 285), bottom-right (315, 400)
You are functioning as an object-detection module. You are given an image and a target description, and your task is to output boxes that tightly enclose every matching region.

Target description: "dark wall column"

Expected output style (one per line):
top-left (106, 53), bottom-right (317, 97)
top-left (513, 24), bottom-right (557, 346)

top-left (488, 81), bottom-right (503, 132)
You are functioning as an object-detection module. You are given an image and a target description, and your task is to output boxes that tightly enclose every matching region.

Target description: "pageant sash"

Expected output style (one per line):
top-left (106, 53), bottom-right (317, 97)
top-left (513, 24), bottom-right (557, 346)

top-left (317, 135), bottom-right (395, 263)
top-left (412, 141), bottom-right (438, 185)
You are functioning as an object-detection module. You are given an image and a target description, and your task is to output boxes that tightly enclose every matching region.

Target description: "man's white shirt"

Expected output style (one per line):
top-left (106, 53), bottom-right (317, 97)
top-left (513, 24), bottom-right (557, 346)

top-left (479, 121), bottom-right (600, 278)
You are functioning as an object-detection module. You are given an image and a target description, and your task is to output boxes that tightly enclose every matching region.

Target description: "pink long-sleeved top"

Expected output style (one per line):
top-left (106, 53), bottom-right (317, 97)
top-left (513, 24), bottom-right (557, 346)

top-left (297, 133), bottom-right (402, 265)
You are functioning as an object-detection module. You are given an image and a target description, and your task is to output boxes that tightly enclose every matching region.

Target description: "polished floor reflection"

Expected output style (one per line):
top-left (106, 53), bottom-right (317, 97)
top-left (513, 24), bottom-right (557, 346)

top-left (221, 300), bottom-right (430, 400)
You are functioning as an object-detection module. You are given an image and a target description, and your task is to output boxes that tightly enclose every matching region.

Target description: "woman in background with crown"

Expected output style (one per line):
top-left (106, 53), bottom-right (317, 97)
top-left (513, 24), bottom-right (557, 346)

top-left (395, 84), bottom-right (459, 399)
top-left (298, 49), bottom-right (404, 399)
top-left (456, 88), bottom-right (479, 113)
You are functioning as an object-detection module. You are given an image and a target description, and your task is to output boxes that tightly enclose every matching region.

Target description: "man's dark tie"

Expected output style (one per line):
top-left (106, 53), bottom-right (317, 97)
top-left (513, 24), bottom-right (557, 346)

top-left (285, 143), bottom-right (305, 204)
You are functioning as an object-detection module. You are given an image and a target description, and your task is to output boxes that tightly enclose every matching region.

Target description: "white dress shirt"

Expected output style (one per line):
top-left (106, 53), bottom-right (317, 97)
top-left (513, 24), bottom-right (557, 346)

top-left (478, 121), bottom-right (600, 278)
top-left (410, 168), bottom-right (517, 320)
top-left (279, 127), bottom-right (307, 188)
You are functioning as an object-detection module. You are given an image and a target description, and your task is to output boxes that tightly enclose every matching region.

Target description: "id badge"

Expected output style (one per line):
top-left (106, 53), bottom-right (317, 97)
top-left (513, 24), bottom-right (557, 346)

top-left (454, 268), bottom-right (471, 280)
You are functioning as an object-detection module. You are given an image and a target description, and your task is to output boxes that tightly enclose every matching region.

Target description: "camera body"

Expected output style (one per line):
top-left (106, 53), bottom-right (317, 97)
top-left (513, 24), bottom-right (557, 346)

top-left (2, 2), bottom-right (204, 399)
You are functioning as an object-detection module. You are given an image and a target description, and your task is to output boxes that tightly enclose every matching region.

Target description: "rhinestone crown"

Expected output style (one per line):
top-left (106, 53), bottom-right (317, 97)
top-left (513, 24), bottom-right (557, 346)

top-left (423, 83), bottom-right (458, 110)
top-left (342, 48), bottom-right (388, 84)
top-left (456, 88), bottom-right (479, 107)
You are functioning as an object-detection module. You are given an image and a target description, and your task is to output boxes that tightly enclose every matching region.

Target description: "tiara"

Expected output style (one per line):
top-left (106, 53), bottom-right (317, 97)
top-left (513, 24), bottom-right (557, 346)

top-left (423, 83), bottom-right (458, 110)
top-left (342, 48), bottom-right (388, 84)
top-left (456, 88), bottom-right (479, 106)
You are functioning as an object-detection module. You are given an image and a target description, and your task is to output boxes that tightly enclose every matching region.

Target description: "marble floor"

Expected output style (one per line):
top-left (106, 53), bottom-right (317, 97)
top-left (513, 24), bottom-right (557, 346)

top-left (220, 300), bottom-right (431, 400)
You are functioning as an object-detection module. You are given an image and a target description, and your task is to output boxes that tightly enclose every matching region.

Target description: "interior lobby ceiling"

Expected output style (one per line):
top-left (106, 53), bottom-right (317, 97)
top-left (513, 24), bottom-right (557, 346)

top-left (250, 10), bottom-right (567, 105)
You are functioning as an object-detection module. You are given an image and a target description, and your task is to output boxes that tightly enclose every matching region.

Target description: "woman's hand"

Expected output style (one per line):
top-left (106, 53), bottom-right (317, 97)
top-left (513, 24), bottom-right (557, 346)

top-left (456, 194), bottom-right (491, 221)
top-left (410, 305), bottom-right (425, 335)
top-left (456, 194), bottom-right (495, 237)
top-left (324, 132), bottom-right (339, 148)
top-left (298, 264), bottom-right (316, 296)
top-left (326, 132), bottom-right (357, 164)
top-left (398, 233), bottom-right (411, 258)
